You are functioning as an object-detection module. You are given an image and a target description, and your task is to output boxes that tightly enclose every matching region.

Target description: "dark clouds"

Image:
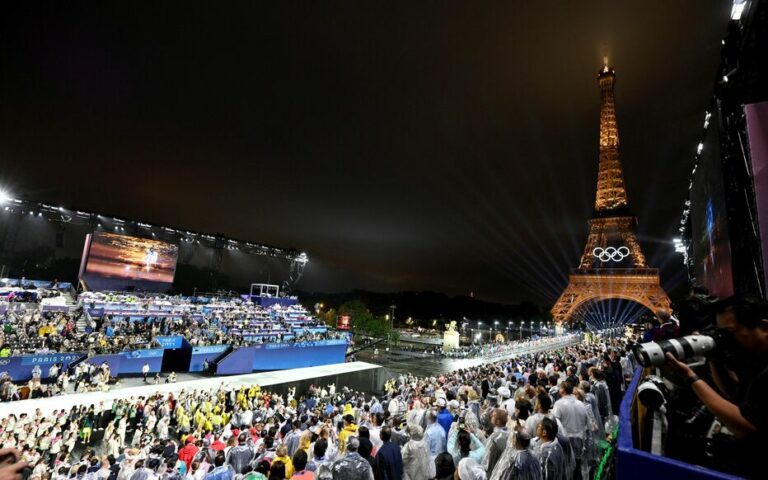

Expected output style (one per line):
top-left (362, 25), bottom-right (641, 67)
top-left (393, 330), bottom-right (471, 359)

top-left (0, 1), bottom-right (731, 303)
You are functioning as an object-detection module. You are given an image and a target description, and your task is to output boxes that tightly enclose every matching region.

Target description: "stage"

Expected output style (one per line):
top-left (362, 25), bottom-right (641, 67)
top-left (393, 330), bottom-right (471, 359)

top-left (0, 361), bottom-right (387, 417)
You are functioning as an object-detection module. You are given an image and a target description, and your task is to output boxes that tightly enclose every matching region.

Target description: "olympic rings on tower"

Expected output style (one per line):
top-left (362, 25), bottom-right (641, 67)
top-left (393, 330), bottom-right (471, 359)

top-left (592, 246), bottom-right (630, 262)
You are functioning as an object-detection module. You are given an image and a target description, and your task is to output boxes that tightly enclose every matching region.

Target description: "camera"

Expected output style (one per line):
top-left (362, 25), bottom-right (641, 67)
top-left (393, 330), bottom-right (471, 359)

top-left (637, 375), bottom-right (669, 409)
top-left (634, 334), bottom-right (717, 367)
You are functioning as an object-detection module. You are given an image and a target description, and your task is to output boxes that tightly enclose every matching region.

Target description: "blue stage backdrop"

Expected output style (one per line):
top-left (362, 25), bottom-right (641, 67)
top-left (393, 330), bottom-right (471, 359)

top-left (84, 353), bottom-right (122, 376)
top-left (0, 353), bottom-right (87, 381)
top-left (189, 345), bottom-right (230, 372)
top-left (216, 339), bottom-right (347, 375)
top-left (119, 349), bottom-right (164, 374)
top-left (86, 349), bottom-right (164, 376)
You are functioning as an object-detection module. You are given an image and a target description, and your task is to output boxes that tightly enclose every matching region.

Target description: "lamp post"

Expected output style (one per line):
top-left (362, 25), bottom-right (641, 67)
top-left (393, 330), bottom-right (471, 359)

top-left (478, 321), bottom-right (484, 342)
top-left (519, 322), bottom-right (523, 341)
top-left (388, 304), bottom-right (396, 351)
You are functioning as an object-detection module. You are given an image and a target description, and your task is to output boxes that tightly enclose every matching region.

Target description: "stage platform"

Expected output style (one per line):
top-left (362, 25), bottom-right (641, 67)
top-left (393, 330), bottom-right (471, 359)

top-left (0, 361), bottom-right (387, 417)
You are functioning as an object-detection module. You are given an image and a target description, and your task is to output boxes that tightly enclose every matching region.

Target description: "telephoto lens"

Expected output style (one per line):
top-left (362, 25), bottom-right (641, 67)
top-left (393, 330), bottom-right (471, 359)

top-left (634, 335), bottom-right (716, 367)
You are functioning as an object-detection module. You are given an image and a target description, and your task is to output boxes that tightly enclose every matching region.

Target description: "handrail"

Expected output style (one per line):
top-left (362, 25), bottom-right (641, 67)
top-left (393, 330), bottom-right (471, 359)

top-left (570, 268), bottom-right (660, 276)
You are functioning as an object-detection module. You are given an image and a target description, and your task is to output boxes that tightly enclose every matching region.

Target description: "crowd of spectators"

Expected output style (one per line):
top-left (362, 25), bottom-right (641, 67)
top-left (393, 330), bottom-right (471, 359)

top-left (0, 294), bottom-right (340, 358)
top-left (0, 330), bottom-right (637, 479)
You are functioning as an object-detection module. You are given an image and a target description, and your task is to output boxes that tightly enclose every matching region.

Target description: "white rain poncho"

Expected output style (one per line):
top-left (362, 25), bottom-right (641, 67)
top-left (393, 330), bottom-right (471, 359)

top-left (401, 424), bottom-right (435, 480)
top-left (458, 457), bottom-right (487, 480)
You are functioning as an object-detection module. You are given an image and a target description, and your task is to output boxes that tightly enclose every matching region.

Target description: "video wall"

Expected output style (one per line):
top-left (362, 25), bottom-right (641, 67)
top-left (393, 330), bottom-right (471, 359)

top-left (80, 232), bottom-right (179, 292)
top-left (746, 101), bottom-right (768, 296)
top-left (689, 111), bottom-right (734, 298)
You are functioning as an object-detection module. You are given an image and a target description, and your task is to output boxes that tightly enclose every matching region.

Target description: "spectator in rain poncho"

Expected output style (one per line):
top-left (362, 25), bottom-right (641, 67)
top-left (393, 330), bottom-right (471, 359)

top-left (457, 457), bottom-right (487, 480)
top-left (448, 423), bottom-right (486, 467)
top-left (481, 408), bottom-right (509, 477)
top-left (462, 405), bottom-right (484, 443)
top-left (400, 424), bottom-right (433, 480)
top-left (525, 393), bottom-right (575, 479)
top-left (127, 458), bottom-right (158, 480)
top-left (330, 436), bottom-right (375, 480)
top-left (489, 426), bottom-right (542, 480)
top-left (406, 399), bottom-right (426, 430)
top-left (531, 417), bottom-right (568, 480)
top-left (227, 432), bottom-right (255, 474)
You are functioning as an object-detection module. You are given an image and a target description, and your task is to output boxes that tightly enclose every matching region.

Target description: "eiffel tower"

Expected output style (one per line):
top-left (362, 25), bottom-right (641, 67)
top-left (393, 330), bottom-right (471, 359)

top-left (551, 63), bottom-right (670, 324)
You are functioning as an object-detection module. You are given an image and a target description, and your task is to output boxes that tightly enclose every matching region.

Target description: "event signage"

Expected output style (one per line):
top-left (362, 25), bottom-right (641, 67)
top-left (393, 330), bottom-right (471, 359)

top-left (0, 353), bottom-right (87, 381)
top-left (20, 353), bottom-right (86, 366)
top-left (337, 315), bottom-right (351, 330)
top-left (121, 349), bottom-right (164, 359)
top-left (156, 336), bottom-right (184, 349)
top-left (191, 345), bottom-right (229, 354)
top-left (263, 339), bottom-right (347, 350)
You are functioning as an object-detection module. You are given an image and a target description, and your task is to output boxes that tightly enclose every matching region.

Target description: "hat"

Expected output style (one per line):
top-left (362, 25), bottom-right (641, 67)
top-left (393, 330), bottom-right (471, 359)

top-left (498, 387), bottom-right (511, 399)
top-left (448, 400), bottom-right (460, 410)
top-left (436, 398), bottom-right (447, 407)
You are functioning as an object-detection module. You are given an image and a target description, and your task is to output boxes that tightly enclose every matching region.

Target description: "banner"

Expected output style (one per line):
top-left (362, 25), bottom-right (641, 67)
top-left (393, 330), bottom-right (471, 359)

top-left (337, 315), bottom-right (351, 330)
top-left (156, 336), bottom-right (184, 349)
top-left (0, 353), bottom-right (86, 381)
top-left (191, 345), bottom-right (230, 355)
top-left (20, 353), bottom-right (86, 366)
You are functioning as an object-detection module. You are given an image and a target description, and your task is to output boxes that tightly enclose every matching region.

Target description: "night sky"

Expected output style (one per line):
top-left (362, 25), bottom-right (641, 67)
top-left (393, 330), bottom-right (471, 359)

top-left (0, 2), bottom-right (731, 304)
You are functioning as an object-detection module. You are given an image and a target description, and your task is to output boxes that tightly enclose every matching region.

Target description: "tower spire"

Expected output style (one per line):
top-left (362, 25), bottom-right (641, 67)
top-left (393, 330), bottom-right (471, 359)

top-left (594, 64), bottom-right (629, 213)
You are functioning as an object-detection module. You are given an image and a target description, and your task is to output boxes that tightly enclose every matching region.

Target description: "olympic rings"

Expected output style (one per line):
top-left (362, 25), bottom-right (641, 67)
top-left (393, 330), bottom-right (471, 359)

top-left (592, 246), bottom-right (630, 262)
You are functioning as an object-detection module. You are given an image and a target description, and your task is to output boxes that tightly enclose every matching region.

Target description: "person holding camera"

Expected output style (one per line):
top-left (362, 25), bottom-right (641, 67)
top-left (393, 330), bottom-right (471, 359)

top-left (665, 296), bottom-right (768, 478)
top-left (447, 414), bottom-right (486, 468)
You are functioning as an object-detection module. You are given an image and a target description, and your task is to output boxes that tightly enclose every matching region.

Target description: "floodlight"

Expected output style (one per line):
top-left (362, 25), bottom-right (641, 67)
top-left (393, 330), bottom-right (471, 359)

top-left (731, 1), bottom-right (747, 20)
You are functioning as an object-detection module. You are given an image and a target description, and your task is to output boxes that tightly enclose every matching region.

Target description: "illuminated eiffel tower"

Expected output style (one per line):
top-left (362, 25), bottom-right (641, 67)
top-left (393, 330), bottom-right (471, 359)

top-left (551, 63), bottom-right (670, 324)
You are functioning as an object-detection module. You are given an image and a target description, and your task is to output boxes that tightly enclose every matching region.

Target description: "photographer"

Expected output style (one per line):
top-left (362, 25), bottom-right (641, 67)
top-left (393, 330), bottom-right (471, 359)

top-left (665, 296), bottom-right (768, 478)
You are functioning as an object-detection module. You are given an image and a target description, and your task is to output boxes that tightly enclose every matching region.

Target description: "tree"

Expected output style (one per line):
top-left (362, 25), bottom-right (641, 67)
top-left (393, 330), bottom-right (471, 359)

top-left (318, 308), bottom-right (338, 328)
top-left (339, 300), bottom-right (391, 337)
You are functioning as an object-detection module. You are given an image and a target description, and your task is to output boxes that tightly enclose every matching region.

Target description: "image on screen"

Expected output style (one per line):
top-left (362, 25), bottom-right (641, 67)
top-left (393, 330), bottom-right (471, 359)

top-left (690, 110), bottom-right (734, 298)
top-left (84, 232), bottom-right (179, 284)
top-left (746, 101), bottom-right (768, 296)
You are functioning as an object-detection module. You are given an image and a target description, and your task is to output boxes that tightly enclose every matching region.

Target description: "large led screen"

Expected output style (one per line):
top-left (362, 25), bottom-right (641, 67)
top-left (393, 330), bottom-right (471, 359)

top-left (689, 110), bottom-right (734, 298)
top-left (746, 101), bottom-right (768, 296)
top-left (84, 232), bottom-right (178, 285)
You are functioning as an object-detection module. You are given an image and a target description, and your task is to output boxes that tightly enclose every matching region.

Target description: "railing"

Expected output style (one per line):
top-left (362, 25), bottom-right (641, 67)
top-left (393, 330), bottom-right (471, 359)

top-left (616, 368), bottom-right (742, 480)
top-left (444, 335), bottom-right (583, 361)
top-left (570, 268), bottom-right (660, 276)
